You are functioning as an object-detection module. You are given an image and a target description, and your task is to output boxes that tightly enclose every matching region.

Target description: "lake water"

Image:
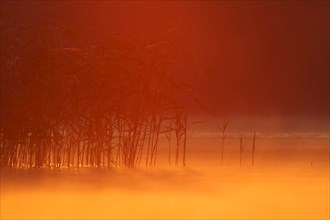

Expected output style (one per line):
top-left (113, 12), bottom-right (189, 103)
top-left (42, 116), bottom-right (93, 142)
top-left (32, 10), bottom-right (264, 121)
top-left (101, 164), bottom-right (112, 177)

top-left (1, 137), bottom-right (329, 219)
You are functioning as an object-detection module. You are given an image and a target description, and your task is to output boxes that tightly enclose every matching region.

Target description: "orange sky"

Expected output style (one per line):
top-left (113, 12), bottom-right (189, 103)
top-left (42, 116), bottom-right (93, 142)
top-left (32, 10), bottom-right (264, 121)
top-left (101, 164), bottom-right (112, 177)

top-left (2, 1), bottom-right (329, 117)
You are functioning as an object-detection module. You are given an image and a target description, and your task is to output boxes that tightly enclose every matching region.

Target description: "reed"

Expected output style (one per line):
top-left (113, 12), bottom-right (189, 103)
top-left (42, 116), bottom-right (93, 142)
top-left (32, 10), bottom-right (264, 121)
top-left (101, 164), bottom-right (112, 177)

top-left (239, 136), bottom-right (245, 166)
top-left (252, 131), bottom-right (256, 166)
top-left (217, 118), bottom-right (230, 165)
top-left (0, 12), bottom-right (191, 169)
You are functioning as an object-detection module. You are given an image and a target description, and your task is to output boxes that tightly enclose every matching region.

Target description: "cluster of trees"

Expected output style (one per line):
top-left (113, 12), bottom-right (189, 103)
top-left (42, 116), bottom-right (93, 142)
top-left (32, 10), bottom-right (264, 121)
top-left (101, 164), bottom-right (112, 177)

top-left (0, 12), bottom-right (190, 169)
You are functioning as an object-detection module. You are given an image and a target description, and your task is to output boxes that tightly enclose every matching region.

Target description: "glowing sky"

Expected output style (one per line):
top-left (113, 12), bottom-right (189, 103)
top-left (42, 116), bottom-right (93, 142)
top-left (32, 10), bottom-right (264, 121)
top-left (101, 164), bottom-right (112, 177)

top-left (2, 1), bottom-right (329, 117)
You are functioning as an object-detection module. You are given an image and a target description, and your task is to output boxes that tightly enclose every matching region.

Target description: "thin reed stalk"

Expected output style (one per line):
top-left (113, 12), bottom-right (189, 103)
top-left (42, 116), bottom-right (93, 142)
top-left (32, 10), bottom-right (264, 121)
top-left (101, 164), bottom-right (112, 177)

top-left (252, 131), bottom-right (256, 166)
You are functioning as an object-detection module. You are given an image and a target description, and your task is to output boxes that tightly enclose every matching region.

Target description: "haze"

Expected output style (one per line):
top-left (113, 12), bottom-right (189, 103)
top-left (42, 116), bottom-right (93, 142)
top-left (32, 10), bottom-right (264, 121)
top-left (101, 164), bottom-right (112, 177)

top-left (0, 1), bottom-right (329, 219)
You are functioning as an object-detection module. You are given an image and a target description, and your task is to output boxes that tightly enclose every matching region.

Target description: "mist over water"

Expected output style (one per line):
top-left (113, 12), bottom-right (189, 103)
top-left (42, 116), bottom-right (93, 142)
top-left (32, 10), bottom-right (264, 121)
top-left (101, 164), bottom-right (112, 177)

top-left (1, 112), bottom-right (329, 220)
top-left (2, 137), bottom-right (329, 219)
top-left (188, 116), bottom-right (329, 137)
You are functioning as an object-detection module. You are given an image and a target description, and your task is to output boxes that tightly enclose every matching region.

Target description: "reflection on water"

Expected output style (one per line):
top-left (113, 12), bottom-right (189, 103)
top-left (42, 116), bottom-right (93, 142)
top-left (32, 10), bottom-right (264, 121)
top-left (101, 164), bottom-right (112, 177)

top-left (1, 138), bottom-right (329, 219)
